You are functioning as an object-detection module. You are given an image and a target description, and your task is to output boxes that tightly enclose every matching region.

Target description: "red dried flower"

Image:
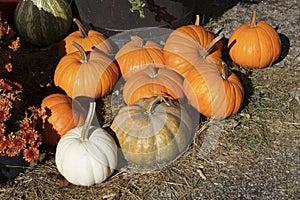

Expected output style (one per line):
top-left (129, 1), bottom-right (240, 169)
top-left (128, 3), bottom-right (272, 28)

top-left (0, 133), bottom-right (6, 154)
top-left (28, 106), bottom-right (42, 120)
top-left (0, 102), bottom-right (12, 122)
top-left (6, 134), bottom-right (21, 157)
top-left (0, 78), bottom-right (43, 163)
top-left (12, 134), bottom-right (26, 150)
top-left (19, 117), bottom-right (31, 131)
top-left (0, 79), bottom-right (13, 91)
top-left (0, 122), bottom-right (5, 134)
top-left (23, 147), bottom-right (39, 163)
top-left (5, 63), bottom-right (13, 72)
top-left (0, 15), bottom-right (20, 73)
top-left (9, 37), bottom-right (20, 51)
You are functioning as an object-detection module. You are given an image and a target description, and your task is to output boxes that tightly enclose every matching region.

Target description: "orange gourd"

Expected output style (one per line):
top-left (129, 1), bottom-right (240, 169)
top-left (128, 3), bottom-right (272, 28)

top-left (40, 93), bottom-right (87, 146)
top-left (54, 42), bottom-right (119, 99)
top-left (115, 36), bottom-right (165, 80)
top-left (183, 62), bottom-right (244, 119)
top-left (228, 11), bottom-right (281, 69)
top-left (58, 18), bottom-right (112, 57)
top-left (163, 15), bottom-right (223, 78)
top-left (122, 65), bottom-right (184, 105)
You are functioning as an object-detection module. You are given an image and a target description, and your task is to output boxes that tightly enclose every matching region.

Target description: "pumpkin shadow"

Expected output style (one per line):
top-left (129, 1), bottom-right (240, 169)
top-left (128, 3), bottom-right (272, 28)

top-left (233, 69), bottom-right (254, 111)
top-left (273, 33), bottom-right (290, 65)
top-left (220, 37), bottom-right (254, 111)
top-left (105, 127), bottom-right (128, 170)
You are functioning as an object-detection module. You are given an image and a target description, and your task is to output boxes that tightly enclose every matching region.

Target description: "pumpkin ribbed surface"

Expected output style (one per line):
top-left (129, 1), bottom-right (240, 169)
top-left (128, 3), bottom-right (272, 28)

top-left (111, 97), bottom-right (194, 168)
top-left (163, 24), bottom-right (223, 78)
top-left (115, 36), bottom-right (165, 80)
top-left (228, 11), bottom-right (281, 68)
top-left (40, 93), bottom-right (87, 146)
top-left (14, 0), bottom-right (72, 46)
top-left (58, 18), bottom-right (112, 57)
top-left (183, 63), bottom-right (244, 119)
top-left (122, 66), bottom-right (184, 105)
top-left (54, 46), bottom-right (119, 99)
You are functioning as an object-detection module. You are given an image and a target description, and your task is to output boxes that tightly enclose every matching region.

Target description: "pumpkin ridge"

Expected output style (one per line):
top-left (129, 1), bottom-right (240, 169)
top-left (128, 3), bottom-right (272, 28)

top-left (85, 136), bottom-right (113, 170)
top-left (257, 25), bottom-right (279, 64)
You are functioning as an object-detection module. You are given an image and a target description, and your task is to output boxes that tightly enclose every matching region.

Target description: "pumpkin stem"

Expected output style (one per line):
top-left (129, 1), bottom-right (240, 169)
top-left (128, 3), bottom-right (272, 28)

top-left (72, 41), bottom-right (88, 63)
top-left (74, 18), bottom-right (88, 38)
top-left (221, 63), bottom-right (229, 80)
top-left (82, 102), bottom-right (96, 141)
top-left (146, 96), bottom-right (170, 114)
top-left (195, 15), bottom-right (200, 26)
top-left (250, 11), bottom-right (257, 28)
top-left (199, 34), bottom-right (224, 59)
top-left (130, 35), bottom-right (145, 48)
top-left (147, 65), bottom-right (158, 78)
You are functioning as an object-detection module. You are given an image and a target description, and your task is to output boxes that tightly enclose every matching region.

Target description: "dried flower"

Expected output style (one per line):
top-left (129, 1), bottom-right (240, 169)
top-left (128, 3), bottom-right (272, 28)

top-left (23, 147), bottom-right (40, 163)
top-left (0, 14), bottom-right (20, 74)
top-left (0, 78), bottom-right (43, 164)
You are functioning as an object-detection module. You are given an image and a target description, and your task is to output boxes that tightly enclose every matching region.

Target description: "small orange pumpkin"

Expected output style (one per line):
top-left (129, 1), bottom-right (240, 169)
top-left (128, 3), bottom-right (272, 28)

top-left (163, 15), bottom-right (223, 78)
top-left (54, 42), bottom-right (119, 99)
top-left (58, 18), bottom-right (112, 57)
top-left (183, 62), bottom-right (244, 119)
top-left (115, 36), bottom-right (165, 80)
top-left (122, 65), bottom-right (184, 105)
top-left (228, 11), bottom-right (281, 68)
top-left (40, 93), bottom-right (87, 146)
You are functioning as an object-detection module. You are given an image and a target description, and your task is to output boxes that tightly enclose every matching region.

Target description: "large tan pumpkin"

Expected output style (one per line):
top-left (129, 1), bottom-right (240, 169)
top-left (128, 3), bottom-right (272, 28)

top-left (111, 96), bottom-right (194, 168)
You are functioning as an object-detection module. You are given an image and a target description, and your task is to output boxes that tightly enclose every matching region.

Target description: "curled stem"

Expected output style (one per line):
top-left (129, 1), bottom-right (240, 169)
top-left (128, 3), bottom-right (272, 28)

top-left (71, 41), bottom-right (88, 63)
top-left (82, 102), bottom-right (96, 141)
top-left (74, 18), bottom-right (88, 38)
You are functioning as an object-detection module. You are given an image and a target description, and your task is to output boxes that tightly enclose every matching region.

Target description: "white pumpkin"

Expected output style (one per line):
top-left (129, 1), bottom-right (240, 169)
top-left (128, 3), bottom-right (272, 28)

top-left (55, 102), bottom-right (118, 186)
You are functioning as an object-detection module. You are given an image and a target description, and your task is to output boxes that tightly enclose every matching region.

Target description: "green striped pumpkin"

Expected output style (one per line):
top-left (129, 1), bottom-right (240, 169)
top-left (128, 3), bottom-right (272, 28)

top-left (14, 0), bottom-right (73, 46)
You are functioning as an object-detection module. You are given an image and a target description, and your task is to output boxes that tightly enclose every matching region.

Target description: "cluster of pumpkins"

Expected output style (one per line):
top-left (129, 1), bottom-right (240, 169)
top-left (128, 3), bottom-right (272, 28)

top-left (35, 10), bottom-right (281, 186)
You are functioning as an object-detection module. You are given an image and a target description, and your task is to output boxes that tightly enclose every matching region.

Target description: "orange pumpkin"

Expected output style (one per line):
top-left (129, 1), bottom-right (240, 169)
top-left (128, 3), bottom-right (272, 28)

top-left (122, 66), bottom-right (184, 105)
top-left (115, 36), bottom-right (165, 80)
top-left (228, 11), bottom-right (281, 68)
top-left (183, 62), bottom-right (244, 119)
top-left (58, 18), bottom-right (112, 57)
top-left (54, 42), bottom-right (119, 99)
top-left (163, 15), bottom-right (223, 78)
top-left (40, 93), bottom-right (87, 146)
